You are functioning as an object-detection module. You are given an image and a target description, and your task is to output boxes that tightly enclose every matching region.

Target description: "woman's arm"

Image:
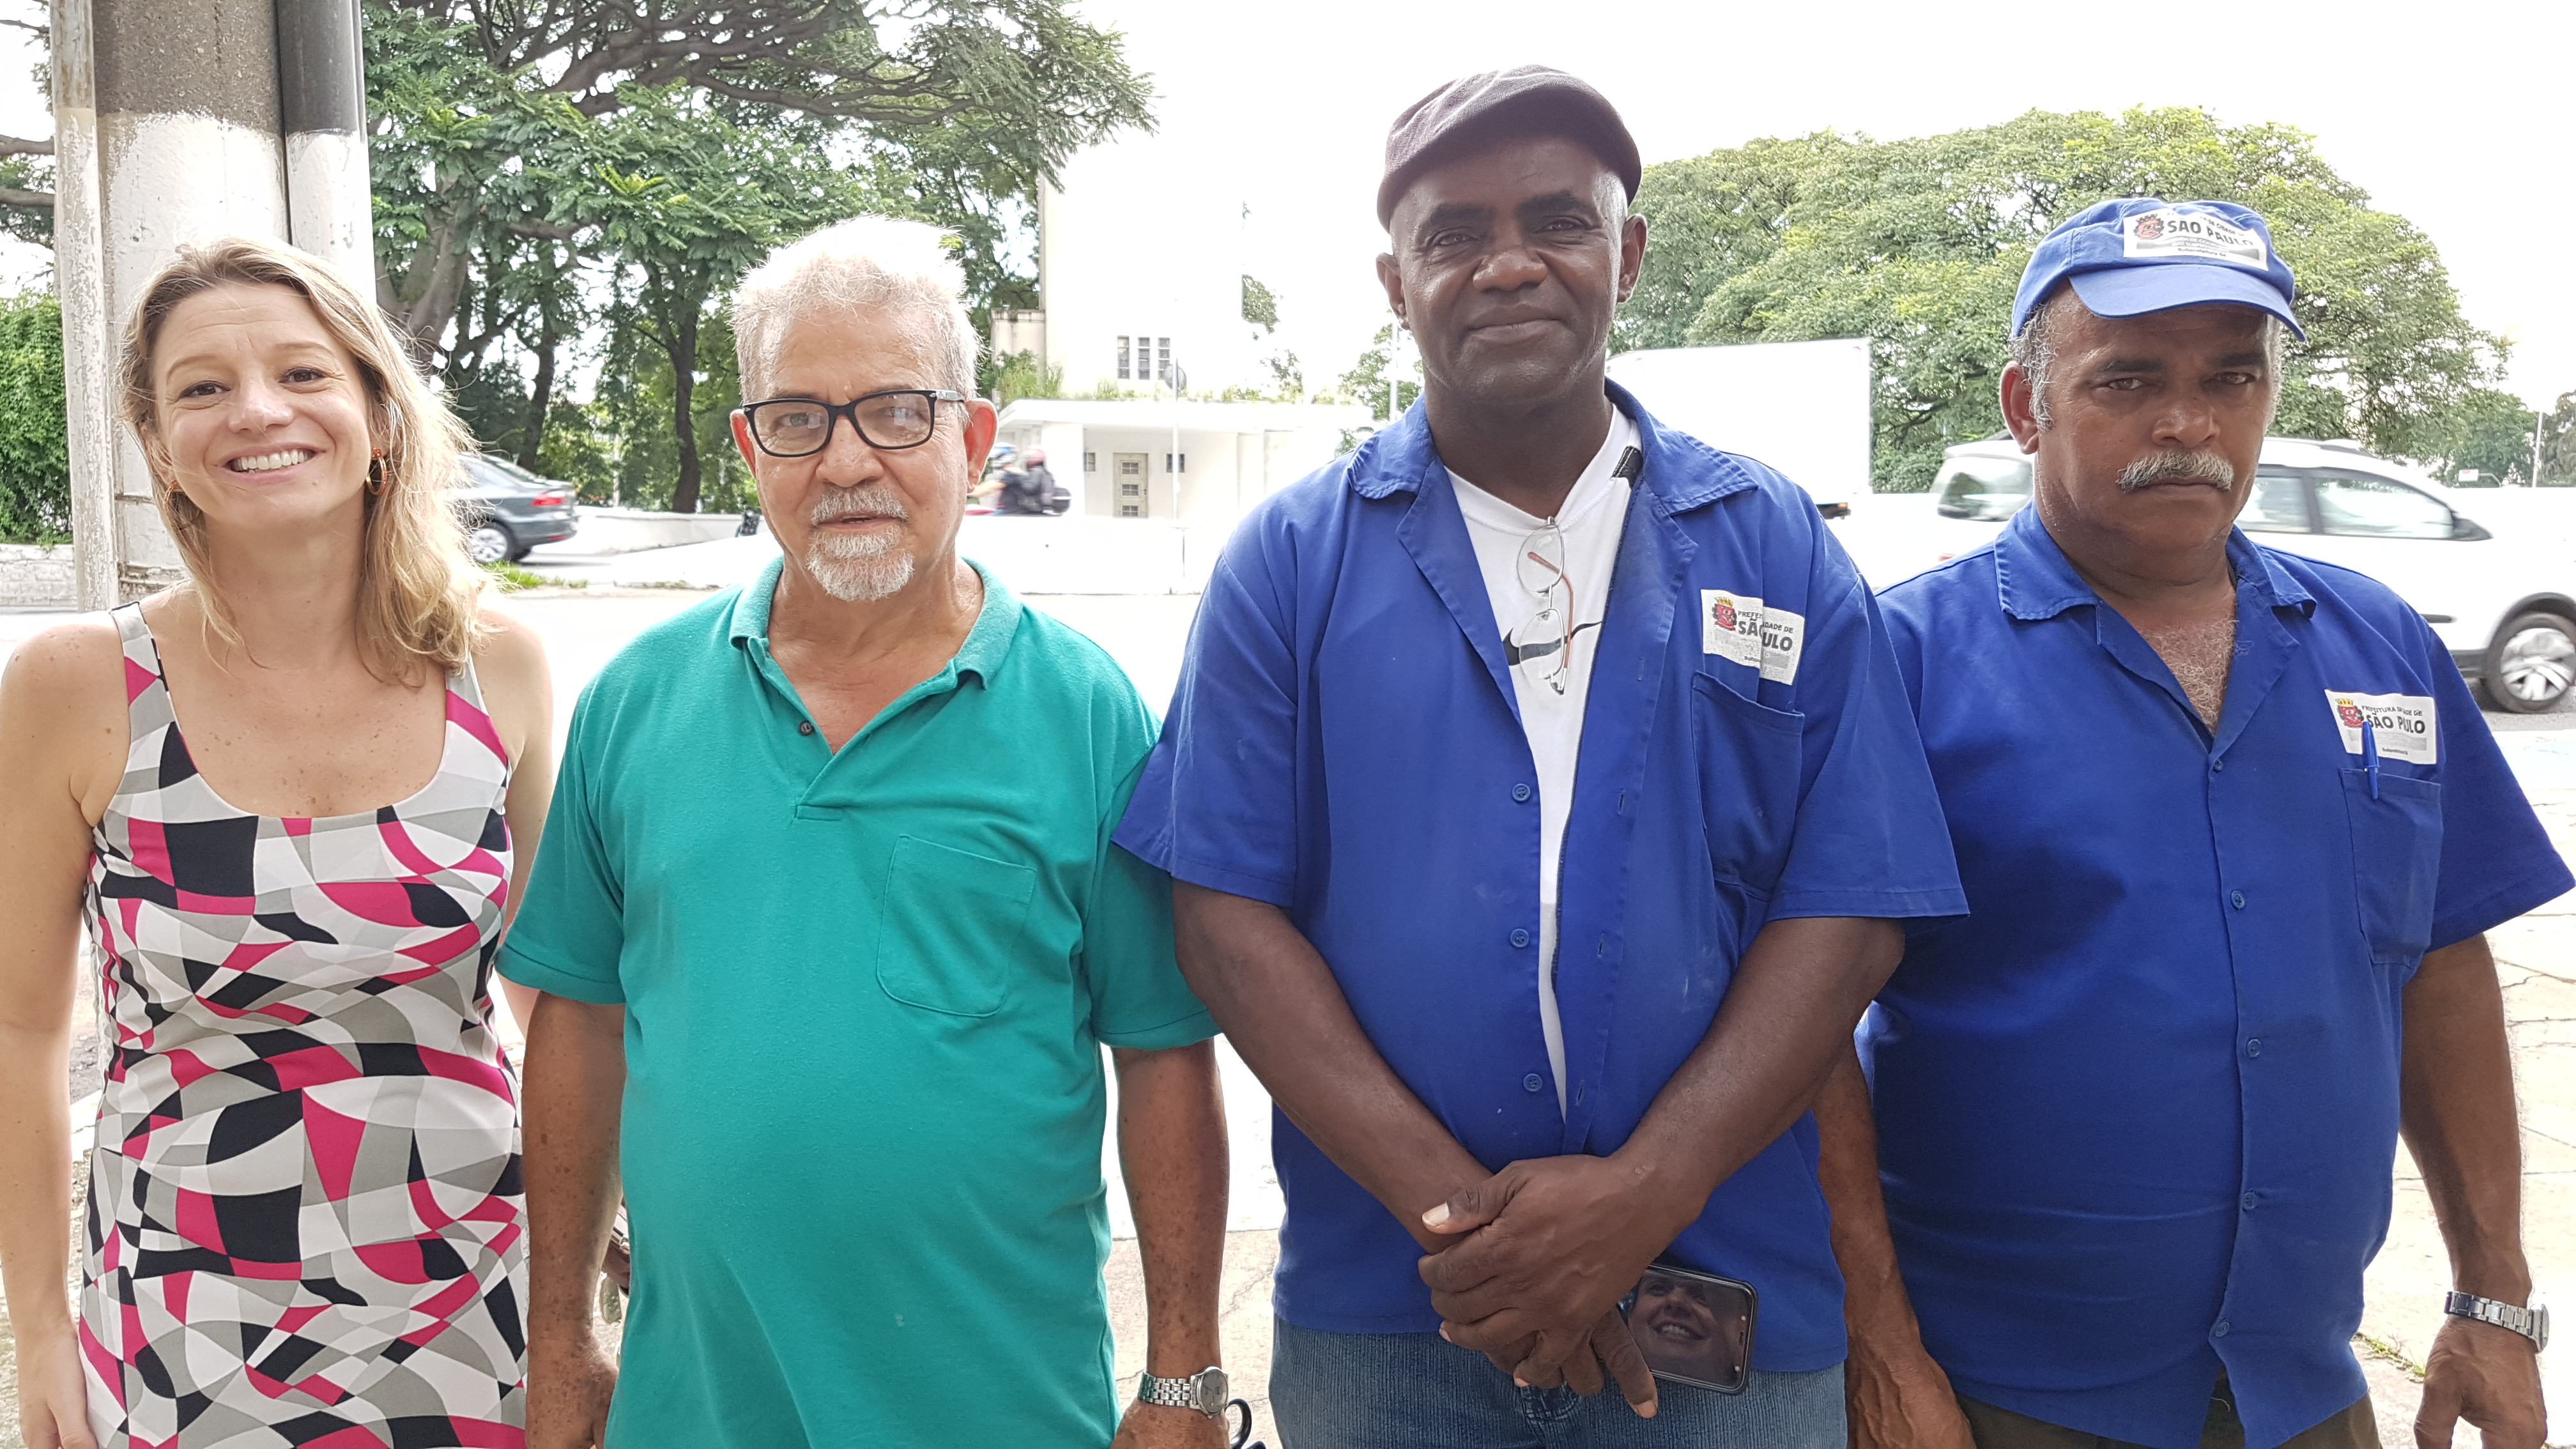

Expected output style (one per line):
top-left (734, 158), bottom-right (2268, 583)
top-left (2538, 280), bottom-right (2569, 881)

top-left (474, 608), bottom-right (557, 1043)
top-left (0, 621), bottom-right (128, 1449)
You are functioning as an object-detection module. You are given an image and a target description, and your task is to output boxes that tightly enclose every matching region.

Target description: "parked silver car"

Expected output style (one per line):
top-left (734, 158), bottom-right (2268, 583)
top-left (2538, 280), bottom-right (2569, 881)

top-left (453, 454), bottom-right (579, 565)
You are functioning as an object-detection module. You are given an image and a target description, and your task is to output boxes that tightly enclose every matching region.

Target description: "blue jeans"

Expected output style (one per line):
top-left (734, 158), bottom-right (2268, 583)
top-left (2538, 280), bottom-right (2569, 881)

top-left (1270, 1317), bottom-right (1846, 1448)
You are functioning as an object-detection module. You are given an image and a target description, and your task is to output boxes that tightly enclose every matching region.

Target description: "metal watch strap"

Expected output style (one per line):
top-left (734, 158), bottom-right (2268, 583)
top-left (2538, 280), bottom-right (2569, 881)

top-left (2444, 1291), bottom-right (2549, 1349)
top-left (1136, 1366), bottom-right (1227, 1418)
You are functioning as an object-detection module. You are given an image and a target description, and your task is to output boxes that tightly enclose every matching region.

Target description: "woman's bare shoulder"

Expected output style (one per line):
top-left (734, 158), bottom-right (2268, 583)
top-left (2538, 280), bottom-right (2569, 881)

top-left (0, 615), bottom-right (132, 808)
top-left (470, 603), bottom-right (554, 739)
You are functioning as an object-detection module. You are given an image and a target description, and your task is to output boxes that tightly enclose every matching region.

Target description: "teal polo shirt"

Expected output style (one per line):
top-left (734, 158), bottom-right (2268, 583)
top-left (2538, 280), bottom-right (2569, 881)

top-left (500, 557), bottom-right (1215, 1448)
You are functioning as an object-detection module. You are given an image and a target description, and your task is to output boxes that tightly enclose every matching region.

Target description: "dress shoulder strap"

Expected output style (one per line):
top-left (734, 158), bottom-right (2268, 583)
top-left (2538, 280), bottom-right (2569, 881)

top-left (111, 602), bottom-right (178, 745)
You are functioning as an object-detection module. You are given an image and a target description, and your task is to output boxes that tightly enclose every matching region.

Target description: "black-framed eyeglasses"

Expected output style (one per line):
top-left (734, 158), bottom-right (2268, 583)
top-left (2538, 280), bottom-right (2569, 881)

top-left (737, 389), bottom-right (968, 457)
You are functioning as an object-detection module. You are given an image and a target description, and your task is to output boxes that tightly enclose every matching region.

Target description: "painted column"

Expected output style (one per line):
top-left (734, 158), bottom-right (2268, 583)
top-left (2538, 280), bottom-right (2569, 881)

top-left (90, 0), bottom-right (290, 597)
top-left (49, 0), bottom-right (116, 610)
top-left (275, 0), bottom-right (372, 280)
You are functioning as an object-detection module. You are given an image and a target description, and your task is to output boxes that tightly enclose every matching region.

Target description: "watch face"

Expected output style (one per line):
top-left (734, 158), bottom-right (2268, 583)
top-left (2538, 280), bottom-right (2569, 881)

top-left (1196, 1367), bottom-right (1230, 1416)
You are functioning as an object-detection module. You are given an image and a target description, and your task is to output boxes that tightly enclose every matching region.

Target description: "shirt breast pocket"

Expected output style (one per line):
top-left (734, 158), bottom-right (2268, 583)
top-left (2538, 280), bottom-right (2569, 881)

top-left (873, 835), bottom-right (1036, 1018)
top-left (1689, 672), bottom-right (1805, 896)
top-left (2339, 769), bottom-right (2442, 965)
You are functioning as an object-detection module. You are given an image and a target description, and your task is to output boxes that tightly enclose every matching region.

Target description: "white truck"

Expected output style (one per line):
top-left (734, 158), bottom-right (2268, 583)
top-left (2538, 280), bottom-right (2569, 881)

top-left (1606, 337), bottom-right (1873, 517)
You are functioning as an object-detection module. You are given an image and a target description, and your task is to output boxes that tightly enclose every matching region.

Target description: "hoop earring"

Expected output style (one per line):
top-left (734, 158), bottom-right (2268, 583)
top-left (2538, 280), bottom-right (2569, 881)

top-left (367, 450), bottom-right (388, 496)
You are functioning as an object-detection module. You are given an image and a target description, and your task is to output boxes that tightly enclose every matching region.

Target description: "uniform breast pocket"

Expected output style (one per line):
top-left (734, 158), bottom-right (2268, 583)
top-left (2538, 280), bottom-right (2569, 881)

top-left (873, 836), bottom-right (1037, 1018)
top-left (1690, 673), bottom-right (1806, 896)
top-left (2339, 769), bottom-right (2443, 965)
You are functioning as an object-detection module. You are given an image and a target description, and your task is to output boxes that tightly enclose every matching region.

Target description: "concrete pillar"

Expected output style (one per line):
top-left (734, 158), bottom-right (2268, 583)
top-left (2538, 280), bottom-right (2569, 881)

top-left (49, 0), bottom-right (116, 610)
top-left (59, 0), bottom-right (371, 602)
top-left (276, 0), bottom-right (372, 279)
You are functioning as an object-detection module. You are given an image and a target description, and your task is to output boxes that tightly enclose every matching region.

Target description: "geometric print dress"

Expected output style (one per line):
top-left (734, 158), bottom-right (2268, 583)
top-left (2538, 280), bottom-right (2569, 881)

top-left (80, 603), bottom-right (526, 1448)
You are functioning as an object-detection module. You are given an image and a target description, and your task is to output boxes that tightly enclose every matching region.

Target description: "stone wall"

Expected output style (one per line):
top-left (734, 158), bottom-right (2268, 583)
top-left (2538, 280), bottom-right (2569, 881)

top-left (0, 543), bottom-right (76, 608)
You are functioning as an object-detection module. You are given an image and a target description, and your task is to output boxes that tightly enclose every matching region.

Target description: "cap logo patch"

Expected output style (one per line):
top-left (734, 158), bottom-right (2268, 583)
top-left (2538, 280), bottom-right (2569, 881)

top-left (2122, 208), bottom-right (2269, 270)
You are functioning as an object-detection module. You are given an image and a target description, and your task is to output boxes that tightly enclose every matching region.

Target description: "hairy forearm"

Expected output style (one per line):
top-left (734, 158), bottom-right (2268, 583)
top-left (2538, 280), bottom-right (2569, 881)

top-left (1172, 884), bottom-right (1487, 1248)
top-left (2401, 934), bottom-right (2529, 1301)
top-left (521, 994), bottom-right (627, 1347)
top-left (1618, 916), bottom-right (1904, 1234)
top-left (1115, 1040), bottom-right (1228, 1376)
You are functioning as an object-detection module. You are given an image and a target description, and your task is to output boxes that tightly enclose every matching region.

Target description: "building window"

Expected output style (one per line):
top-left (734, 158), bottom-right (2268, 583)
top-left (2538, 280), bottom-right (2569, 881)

top-left (1165, 453), bottom-right (1186, 473)
top-left (1084, 452), bottom-right (1097, 473)
top-left (1115, 335), bottom-right (1131, 380)
top-left (1158, 337), bottom-right (1172, 381)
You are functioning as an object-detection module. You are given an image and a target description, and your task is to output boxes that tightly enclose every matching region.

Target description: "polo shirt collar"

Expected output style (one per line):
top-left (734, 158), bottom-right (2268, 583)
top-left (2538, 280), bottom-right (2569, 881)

top-left (1344, 379), bottom-right (1759, 512)
top-left (727, 552), bottom-right (1023, 687)
top-left (1992, 498), bottom-right (2317, 622)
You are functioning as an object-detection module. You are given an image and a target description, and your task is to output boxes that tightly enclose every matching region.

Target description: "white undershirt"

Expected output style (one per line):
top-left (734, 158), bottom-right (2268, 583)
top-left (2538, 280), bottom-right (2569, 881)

top-left (1448, 412), bottom-right (1639, 1116)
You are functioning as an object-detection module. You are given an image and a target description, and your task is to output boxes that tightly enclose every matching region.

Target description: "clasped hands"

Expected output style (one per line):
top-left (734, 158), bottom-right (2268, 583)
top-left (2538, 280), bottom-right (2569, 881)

top-left (1415, 1152), bottom-right (1694, 1420)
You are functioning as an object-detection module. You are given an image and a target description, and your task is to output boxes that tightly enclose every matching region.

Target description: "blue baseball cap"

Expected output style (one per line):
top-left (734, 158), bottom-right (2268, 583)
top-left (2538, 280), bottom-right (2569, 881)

top-left (2012, 198), bottom-right (2303, 340)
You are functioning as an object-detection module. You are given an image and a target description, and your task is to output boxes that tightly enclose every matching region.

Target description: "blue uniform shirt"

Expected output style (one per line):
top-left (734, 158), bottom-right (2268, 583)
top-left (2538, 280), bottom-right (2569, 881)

top-left (1867, 504), bottom-right (2572, 1449)
top-left (1115, 387), bottom-right (1966, 1370)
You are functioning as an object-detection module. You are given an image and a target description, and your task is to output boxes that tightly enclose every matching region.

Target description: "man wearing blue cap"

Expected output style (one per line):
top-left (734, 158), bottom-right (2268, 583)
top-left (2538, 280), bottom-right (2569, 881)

top-left (1820, 197), bottom-right (2568, 1449)
top-left (1116, 65), bottom-right (1966, 1446)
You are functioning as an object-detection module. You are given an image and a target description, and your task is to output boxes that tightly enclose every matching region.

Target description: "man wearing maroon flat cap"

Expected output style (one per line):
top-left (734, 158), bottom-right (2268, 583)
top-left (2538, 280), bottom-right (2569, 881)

top-left (1116, 66), bottom-right (1963, 1447)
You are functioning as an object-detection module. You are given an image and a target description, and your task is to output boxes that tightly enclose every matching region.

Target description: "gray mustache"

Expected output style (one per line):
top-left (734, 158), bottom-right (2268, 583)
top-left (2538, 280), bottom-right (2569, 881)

top-left (2117, 450), bottom-right (2239, 492)
top-left (809, 485), bottom-right (911, 525)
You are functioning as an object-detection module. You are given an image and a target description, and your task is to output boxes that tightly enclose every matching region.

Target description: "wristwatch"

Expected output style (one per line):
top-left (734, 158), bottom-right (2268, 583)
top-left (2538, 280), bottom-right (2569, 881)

top-left (1136, 1365), bottom-right (1229, 1418)
top-left (2444, 1291), bottom-right (2550, 1350)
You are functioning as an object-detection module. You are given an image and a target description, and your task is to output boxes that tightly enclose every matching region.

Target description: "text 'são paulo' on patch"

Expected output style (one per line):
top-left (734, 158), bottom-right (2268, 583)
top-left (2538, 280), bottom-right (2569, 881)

top-left (2326, 690), bottom-right (2437, 765)
top-left (2122, 208), bottom-right (2271, 270)
top-left (1703, 590), bottom-right (1805, 685)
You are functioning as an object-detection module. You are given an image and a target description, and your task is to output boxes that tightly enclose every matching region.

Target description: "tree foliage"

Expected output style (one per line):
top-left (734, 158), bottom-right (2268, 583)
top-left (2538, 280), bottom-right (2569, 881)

top-left (0, 290), bottom-right (68, 543)
top-left (1624, 108), bottom-right (2504, 490)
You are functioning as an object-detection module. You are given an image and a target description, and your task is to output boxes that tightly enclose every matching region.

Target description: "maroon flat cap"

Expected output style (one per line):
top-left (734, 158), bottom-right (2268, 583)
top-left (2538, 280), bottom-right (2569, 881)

top-left (1377, 65), bottom-right (1641, 227)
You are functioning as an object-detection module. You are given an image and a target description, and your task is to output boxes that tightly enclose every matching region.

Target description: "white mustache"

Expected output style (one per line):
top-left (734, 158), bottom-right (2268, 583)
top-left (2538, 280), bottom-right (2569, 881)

top-left (2118, 450), bottom-right (2239, 492)
top-left (808, 486), bottom-right (911, 526)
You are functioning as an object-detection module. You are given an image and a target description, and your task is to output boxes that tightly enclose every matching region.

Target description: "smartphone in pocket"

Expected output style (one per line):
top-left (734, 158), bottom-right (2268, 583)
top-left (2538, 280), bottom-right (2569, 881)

top-left (1619, 1262), bottom-right (1758, 1395)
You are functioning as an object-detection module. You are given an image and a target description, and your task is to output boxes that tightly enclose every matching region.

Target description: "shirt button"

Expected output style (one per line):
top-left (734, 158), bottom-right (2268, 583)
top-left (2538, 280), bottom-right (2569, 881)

top-left (2246, 1038), bottom-right (2262, 1058)
top-left (1522, 1073), bottom-right (1544, 1093)
top-left (2241, 1192), bottom-right (2260, 1211)
top-left (797, 719), bottom-right (816, 736)
top-left (1512, 783), bottom-right (1532, 802)
top-left (2230, 890), bottom-right (2246, 910)
top-left (2212, 1320), bottom-right (2231, 1338)
top-left (2212, 758), bottom-right (2227, 773)
top-left (1510, 928), bottom-right (1531, 948)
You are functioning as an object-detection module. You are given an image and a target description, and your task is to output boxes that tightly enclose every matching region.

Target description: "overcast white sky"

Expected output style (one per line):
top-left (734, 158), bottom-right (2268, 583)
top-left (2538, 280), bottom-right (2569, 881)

top-left (2, 0), bottom-right (2567, 407)
top-left (1082, 0), bottom-right (2576, 410)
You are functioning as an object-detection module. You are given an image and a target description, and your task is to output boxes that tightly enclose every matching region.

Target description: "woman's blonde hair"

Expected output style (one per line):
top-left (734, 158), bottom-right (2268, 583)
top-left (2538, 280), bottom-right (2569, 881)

top-left (118, 236), bottom-right (484, 683)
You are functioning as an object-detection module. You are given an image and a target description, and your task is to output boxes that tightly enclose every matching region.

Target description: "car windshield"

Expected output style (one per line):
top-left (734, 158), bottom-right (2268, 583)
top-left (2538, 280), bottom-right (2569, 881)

top-left (1934, 456), bottom-right (2032, 520)
top-left (479, 455), bottom-right (545, 486)
top-left (2313, 470), bottom-right (2455, 539)
top-left (2240, 471), bottom-right (2311, 533)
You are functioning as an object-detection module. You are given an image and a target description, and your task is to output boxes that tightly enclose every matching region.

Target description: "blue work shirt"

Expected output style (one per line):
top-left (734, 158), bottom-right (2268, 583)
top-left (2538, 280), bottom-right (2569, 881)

top-left (1115, 387), bottom-right (1966, 1370)
top-left (1866, 504), bottom-right (2572, 1449)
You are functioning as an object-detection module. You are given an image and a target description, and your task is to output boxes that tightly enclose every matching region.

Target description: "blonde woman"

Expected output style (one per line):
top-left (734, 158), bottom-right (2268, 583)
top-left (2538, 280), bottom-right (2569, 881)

top-left (0, 238), bottom-right (550, 1448)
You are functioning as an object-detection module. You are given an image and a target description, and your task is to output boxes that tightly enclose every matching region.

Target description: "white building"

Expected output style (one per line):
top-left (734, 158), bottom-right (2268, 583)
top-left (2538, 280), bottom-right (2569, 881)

top-left (994, 397), bottom-right (1371, 525)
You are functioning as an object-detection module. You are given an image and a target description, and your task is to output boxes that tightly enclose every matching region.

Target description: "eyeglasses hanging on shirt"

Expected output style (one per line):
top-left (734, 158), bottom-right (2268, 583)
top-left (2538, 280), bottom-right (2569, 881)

top-left (1506, 521), bottom-right (1580, 693)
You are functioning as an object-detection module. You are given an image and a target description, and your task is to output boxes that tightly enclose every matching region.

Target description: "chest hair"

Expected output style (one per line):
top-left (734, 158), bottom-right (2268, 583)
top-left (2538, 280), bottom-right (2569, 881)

top-left (2133, 613), bottom-right (2239, 730)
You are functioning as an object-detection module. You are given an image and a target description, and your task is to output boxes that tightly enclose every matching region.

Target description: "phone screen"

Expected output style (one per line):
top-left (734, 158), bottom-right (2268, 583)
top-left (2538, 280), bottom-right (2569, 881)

top-left (1620, 1263), bottom-right (1758, 1395)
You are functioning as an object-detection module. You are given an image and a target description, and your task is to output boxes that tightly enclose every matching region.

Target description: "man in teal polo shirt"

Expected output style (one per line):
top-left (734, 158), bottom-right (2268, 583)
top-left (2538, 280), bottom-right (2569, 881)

top-left (504, 216), bottom-right (1233, 1449)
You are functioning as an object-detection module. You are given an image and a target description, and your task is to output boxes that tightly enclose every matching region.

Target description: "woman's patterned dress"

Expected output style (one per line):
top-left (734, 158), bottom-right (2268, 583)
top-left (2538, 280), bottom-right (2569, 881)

top-left (80, 603), bottom-right (526, 1448)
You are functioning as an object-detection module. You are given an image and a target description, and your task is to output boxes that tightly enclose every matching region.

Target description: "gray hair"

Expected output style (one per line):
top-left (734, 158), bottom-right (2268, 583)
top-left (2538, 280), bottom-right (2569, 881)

top-left (2012, 282), bottom-right (2286, 429)
top-left (733, 215), bottom-right (980, 402)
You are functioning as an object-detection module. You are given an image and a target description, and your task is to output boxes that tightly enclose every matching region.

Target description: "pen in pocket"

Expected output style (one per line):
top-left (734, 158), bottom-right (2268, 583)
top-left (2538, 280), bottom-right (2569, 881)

top-left (2362, 717), bottom-right (2380, 800)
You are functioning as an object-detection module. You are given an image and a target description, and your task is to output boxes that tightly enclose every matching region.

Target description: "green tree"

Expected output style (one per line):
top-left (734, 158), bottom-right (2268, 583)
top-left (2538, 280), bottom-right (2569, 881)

top-left (1242, 275), bottom-right (1279, 332)
top-left (2421, 387), bottom-right (2540, 486)
top-left (367, 0), bottom-right (1154, 362)
top-left (0, 290), bottom-right (68, 544)
top-left (1334, 322), bottom-right (1418, 422)
top-left (1628, 107), bottom-right (2502, 490)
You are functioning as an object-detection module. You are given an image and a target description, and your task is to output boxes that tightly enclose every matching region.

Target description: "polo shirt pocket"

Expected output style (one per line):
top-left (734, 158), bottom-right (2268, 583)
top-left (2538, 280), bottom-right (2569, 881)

top-left (1689, 673), bottom-right (1805, 896)
top-left (874, 836), bottom-right (1037, 1018)
top-left (2339, 769), bottom-right (2442, 965)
